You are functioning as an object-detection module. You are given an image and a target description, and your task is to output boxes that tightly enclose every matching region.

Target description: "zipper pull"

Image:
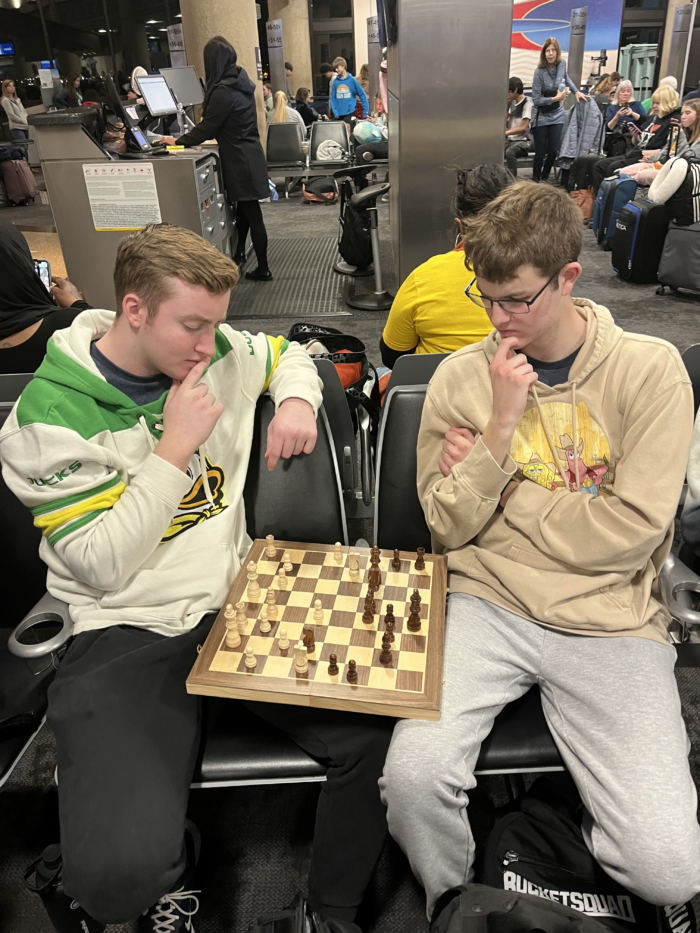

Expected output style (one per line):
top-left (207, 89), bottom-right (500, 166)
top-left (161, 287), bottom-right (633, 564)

top-left (502, 850), bottom-right (519, 868)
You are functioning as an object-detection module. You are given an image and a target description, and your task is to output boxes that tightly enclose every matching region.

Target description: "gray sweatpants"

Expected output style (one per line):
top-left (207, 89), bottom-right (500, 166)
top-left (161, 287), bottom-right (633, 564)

top-left (379, 594), bottom-right (700, 918)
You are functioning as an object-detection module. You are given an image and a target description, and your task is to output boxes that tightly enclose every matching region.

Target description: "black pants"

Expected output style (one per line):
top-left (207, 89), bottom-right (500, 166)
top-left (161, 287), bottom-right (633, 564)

top-left (48, 616), bottom-right (394, 924)
top-left (235, 199), bottom-right (269, 273)
top-left (504, 140), bottom-right (530, 176)
top-left (355, 141), bottom-right (388, 164)
top-left (531, 123), bottom-right (563, 181)
top-left (592, 153), bottom-right (638, 193)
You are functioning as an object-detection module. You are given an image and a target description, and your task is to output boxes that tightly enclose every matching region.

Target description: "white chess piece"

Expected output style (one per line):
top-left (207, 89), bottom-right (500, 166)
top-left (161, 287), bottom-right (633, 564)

top-left (265, 587), bottom-right (278, 620)
top-left (348, 551), bottom-right (360, 581)
top-left (283, 551), bottom-right (293, 573)
top-left (278, 627), bottom-right (290, 650)
top-left (235, 601), bottom-right (248, 634)
top-left (334, 542), bottom-right (343, 563)
top-left (244, 645), bottom-right (257, 669)
top-left (265, 534), bottom-right (277, 559)
top-left (247, 561), bottom-right (260, 600)
top-left (313, 599), bottom-right (324, 623)
top-left (294, 639), bottom-right (309, 674)
top-left (277, 568), bottom-right (288, 590)
top-left (259, 607), bottom-right (271, 634)
top-left (225, 605), bottom-right (241, 648)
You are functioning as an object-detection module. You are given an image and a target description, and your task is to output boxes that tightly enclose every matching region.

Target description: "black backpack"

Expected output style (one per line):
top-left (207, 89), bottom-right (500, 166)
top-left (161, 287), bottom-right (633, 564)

top-left (481, 776), bottom-right (696, 933)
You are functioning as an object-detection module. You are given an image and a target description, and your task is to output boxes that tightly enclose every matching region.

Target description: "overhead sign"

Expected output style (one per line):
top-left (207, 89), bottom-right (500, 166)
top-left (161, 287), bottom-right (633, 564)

top-left (167, 24), bottom-right (186, 68)
top-left (367, 16), bottom-right (380, 44)
top-left (255, 47), bottom-right (263, 80)
top-left (266, 19), bottom-right (283, 49)
top-left (38, 69), bottom-right (53, 89)
top-left (83, 163), bottom-right (162, 232)
top-left (0, 43), bottom-right (15, 56)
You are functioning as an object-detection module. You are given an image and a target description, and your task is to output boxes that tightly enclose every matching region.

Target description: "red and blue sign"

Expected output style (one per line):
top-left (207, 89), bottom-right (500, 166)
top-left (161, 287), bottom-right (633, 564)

top-left (512, 0), bottom-right (624, 52)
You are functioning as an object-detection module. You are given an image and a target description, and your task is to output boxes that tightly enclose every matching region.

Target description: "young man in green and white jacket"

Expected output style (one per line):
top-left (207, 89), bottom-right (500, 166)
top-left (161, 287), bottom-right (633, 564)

top-left (0, 225), bottom-right (394, 932)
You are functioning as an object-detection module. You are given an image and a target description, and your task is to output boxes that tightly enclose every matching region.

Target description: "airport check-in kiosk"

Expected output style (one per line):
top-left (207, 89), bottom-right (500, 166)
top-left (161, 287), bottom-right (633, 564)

top-left (28, 109), bottom-right (234, 311)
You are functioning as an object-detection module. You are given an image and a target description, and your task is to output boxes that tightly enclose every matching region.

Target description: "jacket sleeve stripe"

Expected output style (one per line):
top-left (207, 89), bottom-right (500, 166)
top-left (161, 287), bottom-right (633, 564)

top-left (262, 336), bottom-right (291, 393)
top-left (47, 508), bottom-right (109, 548)
top-left (34, 481), bottom-right (126, 539)
top-left (30, 474), bottom-right (123, 517)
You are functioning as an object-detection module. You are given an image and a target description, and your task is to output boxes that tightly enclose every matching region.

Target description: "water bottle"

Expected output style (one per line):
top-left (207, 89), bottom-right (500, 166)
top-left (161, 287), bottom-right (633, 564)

top-left (24, 845), bottom-right (106, 933)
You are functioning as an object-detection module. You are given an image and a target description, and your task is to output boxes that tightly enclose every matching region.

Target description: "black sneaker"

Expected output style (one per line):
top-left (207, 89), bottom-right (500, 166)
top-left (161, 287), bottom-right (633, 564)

top-left (245, 269), bottom-right (273, 281)
top-left (137, 887), bottom-right (200, 933)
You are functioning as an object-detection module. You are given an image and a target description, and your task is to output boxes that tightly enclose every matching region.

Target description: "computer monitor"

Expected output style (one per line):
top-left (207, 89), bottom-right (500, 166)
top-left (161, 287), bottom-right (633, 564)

top-left (138, 75), bottom-right (178, 117)
top-left (159, 66), bottom-right (204, 107)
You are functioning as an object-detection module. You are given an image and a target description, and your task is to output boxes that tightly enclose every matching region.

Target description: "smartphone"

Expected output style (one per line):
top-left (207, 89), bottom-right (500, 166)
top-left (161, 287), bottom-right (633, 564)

top-left (34, 259), bottom-right (51, 291)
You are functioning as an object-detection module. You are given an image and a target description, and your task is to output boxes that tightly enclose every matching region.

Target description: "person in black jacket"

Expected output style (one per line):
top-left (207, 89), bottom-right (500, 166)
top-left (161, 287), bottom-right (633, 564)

top-left (161, 37), bottom-right (272, 281)
top-left (295, 87), bottom-right (327, 126)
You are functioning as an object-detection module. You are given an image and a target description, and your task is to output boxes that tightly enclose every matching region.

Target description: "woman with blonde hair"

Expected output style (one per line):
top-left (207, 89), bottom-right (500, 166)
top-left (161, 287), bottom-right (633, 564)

top-left (530, 37), bottom-right (587, 182)
top-left (1, 79), bottom-right (29, 141)
top-left (619, 98), bottom-right (700, 186)
top-left (266, 88), bottom-right (305, 136)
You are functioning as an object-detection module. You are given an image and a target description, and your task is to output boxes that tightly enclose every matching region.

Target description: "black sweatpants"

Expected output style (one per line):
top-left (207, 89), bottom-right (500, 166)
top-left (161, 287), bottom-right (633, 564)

top-left (531, 123), bottom-right (563, 181)
top-left (48, 615), bottom-right (394, 924)
top-left (235, 199), bottom-right (269, 273)
top-left (592, 153), bottom-right (638, 192)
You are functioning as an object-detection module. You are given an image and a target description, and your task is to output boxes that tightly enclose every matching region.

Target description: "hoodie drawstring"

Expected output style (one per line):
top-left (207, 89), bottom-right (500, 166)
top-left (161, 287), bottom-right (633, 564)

top-left (140, 414), bottom-right (214, 506)
top-left (571, 382), bottom-right (580, 491)
top-left (531, 387), bottom-right (571, 492)
top-left (138, 415), bottom-right (157, 452)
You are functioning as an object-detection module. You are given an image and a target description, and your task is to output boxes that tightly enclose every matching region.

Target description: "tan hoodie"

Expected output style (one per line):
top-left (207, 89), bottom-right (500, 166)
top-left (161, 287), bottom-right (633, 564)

top-left (417, 299), bottom-right (693, 644)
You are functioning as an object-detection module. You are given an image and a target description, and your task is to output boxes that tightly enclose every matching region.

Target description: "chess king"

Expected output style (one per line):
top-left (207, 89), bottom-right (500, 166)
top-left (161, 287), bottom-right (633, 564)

top-left (1, 224), bottom-right (394, 932)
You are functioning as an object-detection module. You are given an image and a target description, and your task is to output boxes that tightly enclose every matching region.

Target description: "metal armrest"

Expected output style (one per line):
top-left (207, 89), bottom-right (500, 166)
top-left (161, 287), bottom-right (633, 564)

top-left (8, 594), bottom-right (73, 659)
top-left (660, 553), bottom-right (700, 632)
top-left (358, 404), bottom-right (372, 507)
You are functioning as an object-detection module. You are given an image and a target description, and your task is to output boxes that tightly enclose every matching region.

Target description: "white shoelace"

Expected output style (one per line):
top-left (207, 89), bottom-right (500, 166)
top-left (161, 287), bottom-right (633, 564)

top-left (150, 887), bottom-right (200, 933)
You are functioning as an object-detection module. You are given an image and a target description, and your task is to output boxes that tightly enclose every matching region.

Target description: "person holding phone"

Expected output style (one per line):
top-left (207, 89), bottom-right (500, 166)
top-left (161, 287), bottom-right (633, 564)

top-left (605, 79), bottom-right (646, 132)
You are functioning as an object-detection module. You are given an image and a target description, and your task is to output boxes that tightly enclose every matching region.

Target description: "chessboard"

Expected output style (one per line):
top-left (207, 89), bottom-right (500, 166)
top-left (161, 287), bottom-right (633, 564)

top-left (187, 539), bottom-right (448, 720)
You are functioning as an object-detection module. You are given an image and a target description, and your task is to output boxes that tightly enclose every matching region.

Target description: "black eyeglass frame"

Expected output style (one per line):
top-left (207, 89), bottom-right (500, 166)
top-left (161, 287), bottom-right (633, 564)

top-left (464, 266), bottom-right (571, 315)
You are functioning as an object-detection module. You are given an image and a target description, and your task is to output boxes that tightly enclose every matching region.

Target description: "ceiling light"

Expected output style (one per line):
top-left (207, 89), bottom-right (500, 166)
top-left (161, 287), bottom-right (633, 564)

top-left (176, 12), bottom-right (181, 16)
top-left (159, 28), bottom-right (167, 31)
top-left (146, 19), bottom-right (160, 23)
top-left (148, 35), bottom-right (158, 39)
top-left (98, 28), bottom-right (106, 32)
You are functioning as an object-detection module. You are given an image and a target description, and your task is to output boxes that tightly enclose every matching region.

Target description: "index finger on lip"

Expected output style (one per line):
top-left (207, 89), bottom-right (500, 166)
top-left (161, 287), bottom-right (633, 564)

top-left (182, 359), bottom-right (208, 387)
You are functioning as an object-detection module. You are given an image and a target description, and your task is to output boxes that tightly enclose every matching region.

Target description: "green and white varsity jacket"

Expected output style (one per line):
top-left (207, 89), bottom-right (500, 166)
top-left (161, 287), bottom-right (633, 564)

top-left (0, 309), bottom-right (323, 637)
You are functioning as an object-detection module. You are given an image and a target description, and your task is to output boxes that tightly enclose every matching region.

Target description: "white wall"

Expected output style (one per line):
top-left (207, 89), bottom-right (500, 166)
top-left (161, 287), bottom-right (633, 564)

top-left (353, 0), bottom-right (377, 77)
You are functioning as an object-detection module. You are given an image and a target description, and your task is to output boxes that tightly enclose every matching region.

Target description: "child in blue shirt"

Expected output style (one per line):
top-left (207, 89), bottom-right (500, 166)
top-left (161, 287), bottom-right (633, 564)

top-left (330, 57), bottom-right (368, 122)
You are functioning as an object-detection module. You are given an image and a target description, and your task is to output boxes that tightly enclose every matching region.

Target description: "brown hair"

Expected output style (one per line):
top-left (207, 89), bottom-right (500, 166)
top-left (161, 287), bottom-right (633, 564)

top-left (295, 87), bottom-right (310, 104)
top-left (682, 98), bottom-right (700, 146)
top-left (594, 75), bottom-right (616, 96)
top-left (538, 38), bottom-right (561, 69)
top-left (652, 84), bottom-right (680, 118)
top-left (332, 57), bottom-right (347, 70)
top-left (113, 224), bottom-right (239, 317)
top-left (65, 73), bottom-right (81, 101)
top-left (1, 79), bottom-right (16, 99)
top-left (461, 181), bottom-right (582, 284)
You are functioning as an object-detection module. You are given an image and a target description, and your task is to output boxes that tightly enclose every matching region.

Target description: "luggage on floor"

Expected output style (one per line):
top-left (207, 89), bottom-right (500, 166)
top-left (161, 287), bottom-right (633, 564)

top-left (592, 175), bottom-right (637, 249)
top-left (302, 176), bottom-right (339, 204)
top-left (567, 153), bottom-right (601, 192)
top-left (1, 159), bottom-right (38, 205)
top-left (657, 221), bottom-right (700, 294)
top-left (611, 195), bottom-right (671, 283)
top-left (570, 187), bottom-right (595, 219)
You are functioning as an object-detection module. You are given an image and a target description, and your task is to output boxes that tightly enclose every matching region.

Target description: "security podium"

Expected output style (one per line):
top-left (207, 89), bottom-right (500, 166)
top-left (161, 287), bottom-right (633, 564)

top-left (29, 110), bottom-right (234, 311)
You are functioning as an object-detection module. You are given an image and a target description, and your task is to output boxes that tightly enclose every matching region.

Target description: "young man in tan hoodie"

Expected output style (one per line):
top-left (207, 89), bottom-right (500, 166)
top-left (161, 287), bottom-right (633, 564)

top-left (379, 181), bottom-right (700, 918)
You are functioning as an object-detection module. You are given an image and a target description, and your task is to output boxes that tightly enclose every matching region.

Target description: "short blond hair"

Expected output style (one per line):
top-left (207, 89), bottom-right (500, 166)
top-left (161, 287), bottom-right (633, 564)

top-left (114, 224), bottom-right (239, 317)
top-left (651, 85), bottom-right (680, 117)
top-left (461, 181), bottom-right (582, 284)
top-left (332, 57), bottom-right (347, 70)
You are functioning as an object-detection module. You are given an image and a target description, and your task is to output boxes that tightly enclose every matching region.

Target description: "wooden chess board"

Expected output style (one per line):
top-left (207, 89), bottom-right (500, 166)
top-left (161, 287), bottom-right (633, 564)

top-left (186, 540), bottom-right (448, 720)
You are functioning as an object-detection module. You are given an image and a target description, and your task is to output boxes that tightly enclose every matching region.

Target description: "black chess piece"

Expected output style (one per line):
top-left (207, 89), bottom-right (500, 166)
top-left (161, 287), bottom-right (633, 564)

top-left (415, 547), bottom-right (426, 572)
top-left (362, 592), bottom-right (375, 624)
top-left (407, 608), bottom-right (422, 632)
top-left (392, 549), bottom-right (401, 571)
top-left (328, 653), bottom-right (339, 676)
top-left (380, 632), bottom-right (393, 666)
top-left (384, 604), bottom-right (395, 642)
top-left (347, 659), bottom-right (358, 683)
top-left (368, 564), bottom-right (381, 588)
top-left (303, 624), bottom-right (315, 652)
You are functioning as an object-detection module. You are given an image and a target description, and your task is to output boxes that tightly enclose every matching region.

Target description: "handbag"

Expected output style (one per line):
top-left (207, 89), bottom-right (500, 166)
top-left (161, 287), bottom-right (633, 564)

top-left (570, 187), bottom-right (595, 219)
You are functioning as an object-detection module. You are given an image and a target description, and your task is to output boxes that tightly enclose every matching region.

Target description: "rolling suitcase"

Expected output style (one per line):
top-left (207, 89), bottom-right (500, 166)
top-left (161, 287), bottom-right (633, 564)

top-left (592, 175), bottom-right (636, 249)
top-left (611, 196), bottom-right (671, 283)
top-left (657, 221), bottom-right (700, 294)
top-left (1, 159), bottom-right (38, 205)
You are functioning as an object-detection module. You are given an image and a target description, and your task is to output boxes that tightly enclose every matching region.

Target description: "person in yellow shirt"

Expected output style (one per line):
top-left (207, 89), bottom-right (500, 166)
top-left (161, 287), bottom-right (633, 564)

top-left (380, 164), bottom-right (514, 368)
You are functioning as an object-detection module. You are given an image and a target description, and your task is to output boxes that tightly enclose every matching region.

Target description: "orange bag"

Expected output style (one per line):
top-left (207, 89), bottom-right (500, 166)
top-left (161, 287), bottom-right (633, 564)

top-left (570, 187), bottom-right (595, 219)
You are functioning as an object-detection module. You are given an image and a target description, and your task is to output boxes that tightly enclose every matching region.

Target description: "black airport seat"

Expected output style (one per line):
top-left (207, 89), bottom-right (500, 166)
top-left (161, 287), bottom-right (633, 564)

top-left (309, 121), bottom-right (351, 167)
top-left (265, 122), bottom-right (306, 169)
top-left (682, 344), bottom-right (700, 415)
top-left (385, 352), bottom-right (449, 395)
top-left (313, 358), bottom-right (358, 504)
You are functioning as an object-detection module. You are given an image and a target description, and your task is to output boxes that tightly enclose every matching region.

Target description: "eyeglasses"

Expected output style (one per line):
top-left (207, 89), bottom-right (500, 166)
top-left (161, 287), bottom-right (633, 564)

top-left (464, 268), bottom-right (565, 315)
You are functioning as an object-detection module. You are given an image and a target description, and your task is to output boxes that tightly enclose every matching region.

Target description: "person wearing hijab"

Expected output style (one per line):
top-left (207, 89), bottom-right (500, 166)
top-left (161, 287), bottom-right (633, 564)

top-left (0, 220), bottom-right (90, 373)
top-left (159, 36), bottom-right (272, 280)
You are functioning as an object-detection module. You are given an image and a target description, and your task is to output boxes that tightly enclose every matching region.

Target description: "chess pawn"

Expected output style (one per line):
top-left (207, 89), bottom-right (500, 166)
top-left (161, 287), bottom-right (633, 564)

top-left (259, 607), bottom-right (271, 634)
top-left (294, 640), bottom-right (309, 675)
top-left (247, 561), bottom-right (261, 600)
top-left (362, 593), bottom-right (375, 625)
top-left (380, 631), bottom-right (393, 666)
top-left (244, 644), bottom-right (257, 669)
top-left (415, 547), bottom-right (426, 572)
top-left (265, 534), bottom-right (277, 559)
top-left (334, 541), bottom-right (343, 564)
top-left (283, 551), bottom-right (293, 573)
top-left (346, 659), bottom-right (358, 684)
top-left (391, 549), bottom-right (401, 572)
top-left (277, 568), bottom-right (288, 590)
top-left (278, 627), bottom-right (290, 650)
top-left (224, 605), bottom-right (241, 648)
top-left (348, 551), bottom-right (360, 581)
top-left (265, 587), bottom-right (278, 620)
top-left (328, 653), bottom-right (339, 677)
top-left (235, 601), bottom-right (248, 634)
top-left (313, 598), bottom-right (324, 623)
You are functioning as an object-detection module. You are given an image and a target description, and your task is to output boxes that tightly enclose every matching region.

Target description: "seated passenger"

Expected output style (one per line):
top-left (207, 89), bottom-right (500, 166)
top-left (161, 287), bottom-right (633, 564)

top-left (642, 75), bottom-right (677, 114)
top-left (593, 85), bottom-right (681, 191)
top-left (0, 224), bottom-right (394, 932)
top-left (267, 89), bottom-right (305, 137)
top-left (380, 181), bottom-right (700, 921)
top-left (295, 86), bottom-right (327, 126)
top-left (591, 72), bottom-right (620, 117)
top-left (504, 76), bottom-right (532, 176)
top-left (380, 164), bottom-right (513, 368)
top-left (616, 98), bottom-right (700, 186)
top-left (54, 72), bottom-right (83, 109)
top-left (0, 219), bottom-right (90, 374)
top-left (604, 78), bottom-right (646, 135)
top-left (682, 405), bottom-right (700, 555)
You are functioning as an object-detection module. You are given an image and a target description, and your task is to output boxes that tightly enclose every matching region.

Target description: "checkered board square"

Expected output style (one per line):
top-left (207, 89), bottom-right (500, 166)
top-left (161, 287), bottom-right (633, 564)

top-left (187, 540), bottom-right (448, 720)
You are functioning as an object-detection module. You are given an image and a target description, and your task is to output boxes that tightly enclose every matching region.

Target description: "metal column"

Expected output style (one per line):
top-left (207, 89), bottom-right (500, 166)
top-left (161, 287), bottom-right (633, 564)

top-left (367, 16), bottom-right (381, 108)
top-left (666, 4), bottom-right (695, 87)
top-left (568, 7), bottom-right (588, 89)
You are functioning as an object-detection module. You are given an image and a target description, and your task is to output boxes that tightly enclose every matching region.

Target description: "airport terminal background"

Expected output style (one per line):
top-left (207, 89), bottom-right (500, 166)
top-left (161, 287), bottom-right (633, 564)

top-left (3, 0), bottom-right (700, 929)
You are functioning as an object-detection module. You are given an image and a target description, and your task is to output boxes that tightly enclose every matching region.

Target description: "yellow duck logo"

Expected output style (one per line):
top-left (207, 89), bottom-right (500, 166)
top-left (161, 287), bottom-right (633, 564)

top-left (161, 456), bottom-right (228, 542)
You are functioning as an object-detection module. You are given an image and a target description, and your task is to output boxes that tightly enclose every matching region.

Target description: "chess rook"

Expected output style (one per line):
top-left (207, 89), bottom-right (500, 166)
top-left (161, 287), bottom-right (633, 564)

top-left (415, 547), bottom-right (426, 572)
top-left (246, 561), bottom-right (260, 600)
top-left (265, 534), bottom-right (277, 559)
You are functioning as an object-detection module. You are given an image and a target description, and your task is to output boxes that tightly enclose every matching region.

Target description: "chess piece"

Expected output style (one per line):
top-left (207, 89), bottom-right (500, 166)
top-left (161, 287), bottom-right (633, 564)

top-left (259, 607), bottom-right (271, 634)
top-left (346, 659), bottom-right (358, 684)
top-left (235, 601), bottom-right (248, 634)
top-left (244, 645), bottom-right (257, 669)
top-left (283, 551), bottom-right (293, 573)
top-left (294, 640), bottom-right (309, 675)
top-left (407, 595), bottom-right (422, 632)
top-left (348, 551), bottom-right (360, 581)
top-left (303, 623), bottom-right (316, 652)
top-left (362, 592), bottom-right (375, 624)
top-left (368, 563), bottom-right (381, 589)
top-left (370, 546), bottom-right (380, 563)
top-left (334, 542), bottom-right (343, 563)
top-left (313, 599), bottom-right (324, 623)
top-left (224, 605), bottom-right (241, 648)
top-left (380, 631), bottom-right (393, 666)
top-left (411, 589), bottom-right (421, 610)
top-left (384, 604), bottom-right (395, 642)
top-left (392, 549), bottom-right (401, 571)
top-left (415, 547), bottom-right (426, 572)
top-left (265, 587), bottom-right (278, 620)
top-left (265, 534), bottom-right (277, 559)
top-left (224, 603), bottom-right (235, 621)
top-left (278, 627), bottom-right (290, 650)
top-left (328, 653), bottom-right (339, 676)
top-left (247, 561), bottom-right (260, 600)
top-left (277, 568), bottom-right (287, 590)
